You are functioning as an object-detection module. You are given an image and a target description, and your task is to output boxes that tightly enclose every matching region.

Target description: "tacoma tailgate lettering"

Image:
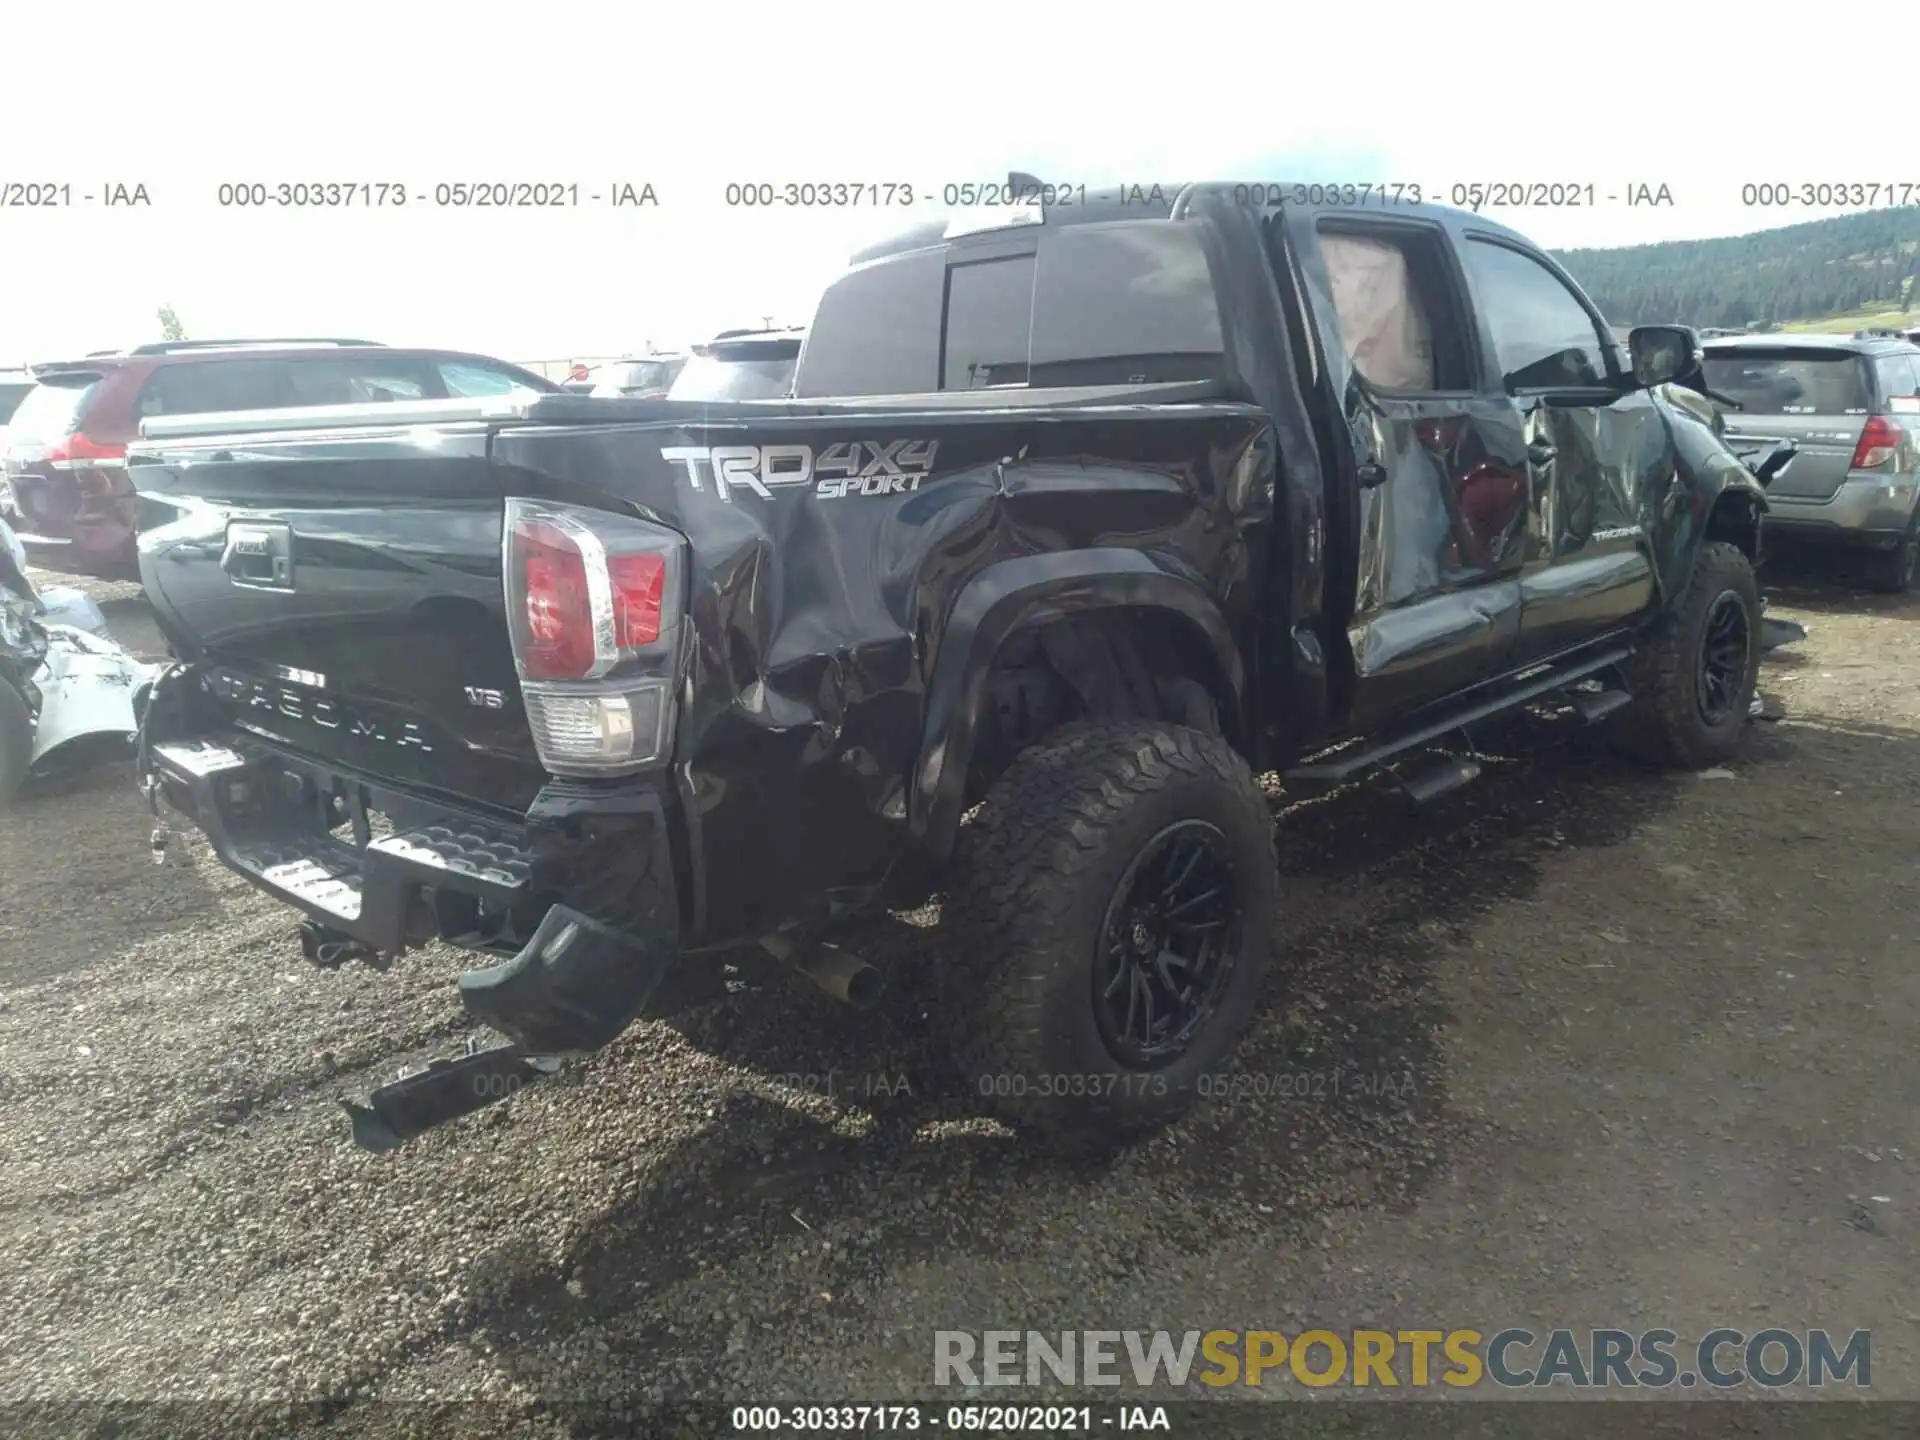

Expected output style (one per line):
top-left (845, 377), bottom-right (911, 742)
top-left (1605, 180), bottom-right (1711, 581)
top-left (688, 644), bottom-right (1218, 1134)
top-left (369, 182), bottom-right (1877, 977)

top-left (210, 669), bottom-right (433, 752)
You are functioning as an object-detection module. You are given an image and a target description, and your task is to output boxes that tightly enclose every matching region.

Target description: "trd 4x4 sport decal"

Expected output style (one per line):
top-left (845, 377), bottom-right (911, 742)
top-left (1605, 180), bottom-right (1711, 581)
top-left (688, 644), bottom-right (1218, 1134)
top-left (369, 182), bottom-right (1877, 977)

top-left (660, 440), bottom-right (939, 503)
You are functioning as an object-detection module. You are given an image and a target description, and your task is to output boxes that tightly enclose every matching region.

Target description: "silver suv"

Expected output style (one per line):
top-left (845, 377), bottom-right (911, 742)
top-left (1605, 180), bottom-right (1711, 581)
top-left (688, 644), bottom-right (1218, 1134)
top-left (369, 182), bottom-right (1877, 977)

top-left (1702, 332), bottom-right (1920, 591)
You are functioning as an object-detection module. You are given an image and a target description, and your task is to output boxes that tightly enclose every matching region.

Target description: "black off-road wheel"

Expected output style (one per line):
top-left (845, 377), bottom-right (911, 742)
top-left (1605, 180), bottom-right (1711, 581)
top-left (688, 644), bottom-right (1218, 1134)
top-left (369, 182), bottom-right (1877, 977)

top-left (0, 678), bottom-right (32, 810)
top-left (1612, 541), bottom-right (1762, 769)
top-left (1862, 522), bottom-right (1918, 595)
top-left (939, 722), bottom-right (1279, 1148)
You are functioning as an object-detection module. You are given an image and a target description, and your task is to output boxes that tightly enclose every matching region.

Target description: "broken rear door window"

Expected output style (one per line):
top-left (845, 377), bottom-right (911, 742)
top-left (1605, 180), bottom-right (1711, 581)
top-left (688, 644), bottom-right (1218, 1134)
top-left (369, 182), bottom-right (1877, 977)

top-left (1315, 230), bottom-right (1439, 391)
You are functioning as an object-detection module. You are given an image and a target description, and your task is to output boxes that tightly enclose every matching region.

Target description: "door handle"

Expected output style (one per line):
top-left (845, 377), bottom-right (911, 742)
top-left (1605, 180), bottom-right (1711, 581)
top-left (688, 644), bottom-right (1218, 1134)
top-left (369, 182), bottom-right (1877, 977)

top-left (1357, 462), bottom-right (1389, 489)
top-left (1527, 442), bottom-right (1558, 466)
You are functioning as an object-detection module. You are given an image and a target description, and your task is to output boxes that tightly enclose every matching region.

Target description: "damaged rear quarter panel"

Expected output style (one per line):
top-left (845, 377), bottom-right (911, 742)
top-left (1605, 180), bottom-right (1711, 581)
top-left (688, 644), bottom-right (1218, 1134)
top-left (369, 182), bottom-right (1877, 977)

top-left (492, 405), bottom-right (1274, 944)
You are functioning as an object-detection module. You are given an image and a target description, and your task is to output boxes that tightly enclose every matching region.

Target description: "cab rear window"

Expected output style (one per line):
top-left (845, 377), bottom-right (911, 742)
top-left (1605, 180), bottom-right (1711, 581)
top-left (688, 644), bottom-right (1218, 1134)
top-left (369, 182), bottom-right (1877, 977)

top-left (796, 221), bottom-right (1226, 397)
top-left (1700, 351), bottom-right (1873, 416)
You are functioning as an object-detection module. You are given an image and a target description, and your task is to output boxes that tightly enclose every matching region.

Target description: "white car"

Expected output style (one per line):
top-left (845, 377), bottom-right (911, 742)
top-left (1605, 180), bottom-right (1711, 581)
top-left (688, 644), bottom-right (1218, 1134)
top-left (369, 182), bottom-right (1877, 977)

top-left (589, 355), bottom-right (687, 398)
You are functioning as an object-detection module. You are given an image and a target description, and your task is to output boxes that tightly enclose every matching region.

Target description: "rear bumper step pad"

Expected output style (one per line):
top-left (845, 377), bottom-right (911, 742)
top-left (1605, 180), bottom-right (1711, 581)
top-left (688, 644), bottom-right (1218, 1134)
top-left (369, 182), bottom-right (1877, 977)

top-left (148, 740), bottom-right (681, 1114)
top-left (149, 738), bottom-right (533, 948)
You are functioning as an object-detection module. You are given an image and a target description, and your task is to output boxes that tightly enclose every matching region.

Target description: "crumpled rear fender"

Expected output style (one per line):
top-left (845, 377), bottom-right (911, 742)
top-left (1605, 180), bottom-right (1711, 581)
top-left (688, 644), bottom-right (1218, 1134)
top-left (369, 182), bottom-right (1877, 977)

top-left (907, 549), bottom-right (1245, 861)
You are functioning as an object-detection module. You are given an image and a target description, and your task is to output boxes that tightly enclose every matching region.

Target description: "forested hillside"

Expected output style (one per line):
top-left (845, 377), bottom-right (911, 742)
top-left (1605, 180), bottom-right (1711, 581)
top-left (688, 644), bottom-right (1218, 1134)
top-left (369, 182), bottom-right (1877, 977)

top-left (1552, 207), bottom-right (1920, 330)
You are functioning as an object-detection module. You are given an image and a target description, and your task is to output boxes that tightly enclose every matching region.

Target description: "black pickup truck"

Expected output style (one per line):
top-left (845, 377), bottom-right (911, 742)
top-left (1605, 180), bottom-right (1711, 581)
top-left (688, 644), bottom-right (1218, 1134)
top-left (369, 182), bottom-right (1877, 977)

top-left (129, 183), bottom-right (1770, 1152)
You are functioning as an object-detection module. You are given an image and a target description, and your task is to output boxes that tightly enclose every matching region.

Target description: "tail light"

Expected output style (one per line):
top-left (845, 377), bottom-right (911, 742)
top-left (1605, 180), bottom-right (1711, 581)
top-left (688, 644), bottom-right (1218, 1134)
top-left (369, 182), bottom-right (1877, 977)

top-left (504, 498), bottom-right (687, 776)
top-left (1850, 415), bottom-right (1904, 471)
top-left (47, 432), bottom-right (128, 470)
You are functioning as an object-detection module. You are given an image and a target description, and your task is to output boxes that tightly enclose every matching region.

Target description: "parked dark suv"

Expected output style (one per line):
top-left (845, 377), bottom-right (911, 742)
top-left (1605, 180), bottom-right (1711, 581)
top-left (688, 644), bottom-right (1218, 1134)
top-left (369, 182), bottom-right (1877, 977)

top-left (665, 328), bottom-right (805, 402)
top-left (1, 340), bottom-right (557, 579)
top-left (589, 355), bottom-right (688, 399)
top-left (1701, 331), bottom-right (1920, 590)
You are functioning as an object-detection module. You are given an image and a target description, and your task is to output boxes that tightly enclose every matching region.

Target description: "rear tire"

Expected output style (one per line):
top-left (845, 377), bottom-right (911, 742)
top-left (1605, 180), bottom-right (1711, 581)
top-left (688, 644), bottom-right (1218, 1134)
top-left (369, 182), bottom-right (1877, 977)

top-left (1862, 522), bottom-right (1918, 594)
top-left (1612, 541), bottom-right (1761, 769)
top-left (939, 722), bottom-right (1279, 1148)
top-left (0, 678), bottom-right (33, 810)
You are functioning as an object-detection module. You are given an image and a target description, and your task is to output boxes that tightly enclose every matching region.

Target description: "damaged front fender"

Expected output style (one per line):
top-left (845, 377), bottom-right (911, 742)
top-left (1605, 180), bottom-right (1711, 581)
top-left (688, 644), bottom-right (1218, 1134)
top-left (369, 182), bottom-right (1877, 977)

top-left (1653, 390), bottom-right (1770, 602)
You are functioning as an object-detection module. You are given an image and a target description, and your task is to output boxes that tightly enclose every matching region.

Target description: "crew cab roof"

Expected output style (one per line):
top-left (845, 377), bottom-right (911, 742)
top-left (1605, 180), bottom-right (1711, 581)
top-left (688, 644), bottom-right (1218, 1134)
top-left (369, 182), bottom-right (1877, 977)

top-left (850, 180), bottom-right (1539, 266)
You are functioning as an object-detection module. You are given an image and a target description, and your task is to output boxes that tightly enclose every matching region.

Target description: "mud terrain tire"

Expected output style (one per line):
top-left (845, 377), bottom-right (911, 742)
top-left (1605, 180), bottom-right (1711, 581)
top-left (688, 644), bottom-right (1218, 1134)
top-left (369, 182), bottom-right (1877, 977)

top-left (1612, 541), bottom-right (1761, 769)
top-left (940, 722), bottom-right (1278, 1147)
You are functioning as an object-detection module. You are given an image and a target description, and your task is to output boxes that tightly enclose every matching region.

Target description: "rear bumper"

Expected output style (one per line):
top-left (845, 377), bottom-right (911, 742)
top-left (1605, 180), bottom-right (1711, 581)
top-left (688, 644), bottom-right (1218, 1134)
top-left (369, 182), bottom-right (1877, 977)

top-left (1765, 472), bottom-right (1919, 546)
top-left (147, 733), bottom-right (683, 1053)
top-left (5, 472), bottom-right (138, 578)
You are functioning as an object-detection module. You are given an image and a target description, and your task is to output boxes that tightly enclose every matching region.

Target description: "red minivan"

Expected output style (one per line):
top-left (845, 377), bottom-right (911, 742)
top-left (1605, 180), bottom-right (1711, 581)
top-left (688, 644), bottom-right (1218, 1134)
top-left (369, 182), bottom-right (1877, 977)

top-left (0, 340), bottom-right (557, 579)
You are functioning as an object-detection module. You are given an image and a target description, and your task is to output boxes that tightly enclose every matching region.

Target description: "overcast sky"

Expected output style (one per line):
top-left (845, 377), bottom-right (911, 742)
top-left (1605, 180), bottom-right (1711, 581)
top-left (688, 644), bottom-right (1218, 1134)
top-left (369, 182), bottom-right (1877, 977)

top-left (0, 1), bottom-right (1902, 367)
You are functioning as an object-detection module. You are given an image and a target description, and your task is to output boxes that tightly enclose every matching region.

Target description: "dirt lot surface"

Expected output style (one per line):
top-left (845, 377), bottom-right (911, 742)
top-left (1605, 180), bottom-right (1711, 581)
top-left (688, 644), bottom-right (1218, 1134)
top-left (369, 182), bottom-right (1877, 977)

top-left (2, 561), bottom-right (1917, 1433)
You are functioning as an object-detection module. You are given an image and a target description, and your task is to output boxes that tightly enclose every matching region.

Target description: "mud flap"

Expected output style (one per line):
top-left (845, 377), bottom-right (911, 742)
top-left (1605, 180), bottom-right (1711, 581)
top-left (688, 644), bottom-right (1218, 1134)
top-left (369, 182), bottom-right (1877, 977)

top-left (457, 904), bottom-right (674, 1054)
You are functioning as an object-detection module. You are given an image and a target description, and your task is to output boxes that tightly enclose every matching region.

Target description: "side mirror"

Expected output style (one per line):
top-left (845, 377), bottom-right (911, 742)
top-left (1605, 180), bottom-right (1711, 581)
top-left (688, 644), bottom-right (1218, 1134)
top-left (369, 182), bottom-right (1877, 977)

top-left (1627, 325), bottom-right (1700, 390)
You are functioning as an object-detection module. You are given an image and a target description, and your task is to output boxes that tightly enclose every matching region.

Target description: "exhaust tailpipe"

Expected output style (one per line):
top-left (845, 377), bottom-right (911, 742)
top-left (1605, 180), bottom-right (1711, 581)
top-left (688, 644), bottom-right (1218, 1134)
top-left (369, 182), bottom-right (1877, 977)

top-left (760, 934), bottom-right (883, 1011)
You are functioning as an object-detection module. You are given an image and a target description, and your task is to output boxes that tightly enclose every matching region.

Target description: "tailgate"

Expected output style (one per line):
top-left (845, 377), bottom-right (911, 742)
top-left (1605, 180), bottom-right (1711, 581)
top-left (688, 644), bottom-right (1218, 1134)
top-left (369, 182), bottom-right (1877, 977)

top-left (1703, 349), bottom-right (1871, 502)
top-left (129, 415), bottom-right (547, 811)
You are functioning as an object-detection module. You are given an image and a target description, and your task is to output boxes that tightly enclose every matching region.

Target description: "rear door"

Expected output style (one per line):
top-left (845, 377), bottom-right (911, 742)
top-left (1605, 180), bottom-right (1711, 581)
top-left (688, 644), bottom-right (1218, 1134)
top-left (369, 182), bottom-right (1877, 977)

top-left (1700, 346), bottom-right (1876, 500)
top-left (278, 354), bottom-right (440, 406)
top-left (1280, 206), bottom-right (1530, 729)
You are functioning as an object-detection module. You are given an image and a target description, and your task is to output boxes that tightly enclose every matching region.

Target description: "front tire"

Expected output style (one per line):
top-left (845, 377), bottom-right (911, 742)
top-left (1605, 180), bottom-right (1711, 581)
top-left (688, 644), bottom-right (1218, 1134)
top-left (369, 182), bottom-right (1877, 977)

top-left (1612, 541), bottom-right (1761, 769)
top-left (940, 722), bottom-right (1279, 1147)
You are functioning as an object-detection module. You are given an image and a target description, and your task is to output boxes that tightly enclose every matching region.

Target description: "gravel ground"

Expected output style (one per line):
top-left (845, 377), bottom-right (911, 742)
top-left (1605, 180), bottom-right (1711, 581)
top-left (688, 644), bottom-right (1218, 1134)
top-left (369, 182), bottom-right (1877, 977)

top-left (2, 559), bottom-right (1917, 1433)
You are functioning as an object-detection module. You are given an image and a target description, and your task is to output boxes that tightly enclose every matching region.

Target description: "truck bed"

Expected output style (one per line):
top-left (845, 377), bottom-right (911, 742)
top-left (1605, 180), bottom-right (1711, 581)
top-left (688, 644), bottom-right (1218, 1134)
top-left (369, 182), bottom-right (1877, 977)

top-left (129, 386), bottom-right (1277, 949)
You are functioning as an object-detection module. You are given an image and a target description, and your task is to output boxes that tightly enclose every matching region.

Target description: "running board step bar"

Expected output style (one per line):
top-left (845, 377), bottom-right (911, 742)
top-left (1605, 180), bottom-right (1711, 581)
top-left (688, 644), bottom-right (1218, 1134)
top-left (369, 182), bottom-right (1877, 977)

top-left (342, 1046), bottom-right (553, 1152)
top-left (1285, 644), bottom-right (1634, 789)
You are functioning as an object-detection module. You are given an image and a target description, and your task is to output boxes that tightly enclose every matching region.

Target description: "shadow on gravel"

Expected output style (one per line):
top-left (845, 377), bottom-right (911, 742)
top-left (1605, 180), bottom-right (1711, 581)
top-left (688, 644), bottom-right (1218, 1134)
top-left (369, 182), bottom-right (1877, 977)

top-left (0, 755), bottom-right (221, 987)
top-left (430, 704), bottom-right (1804, 1410)
top-left (97, 593), bottom-right (169, 660)
top-left (1759, 549), bottom-right (1920, 622)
